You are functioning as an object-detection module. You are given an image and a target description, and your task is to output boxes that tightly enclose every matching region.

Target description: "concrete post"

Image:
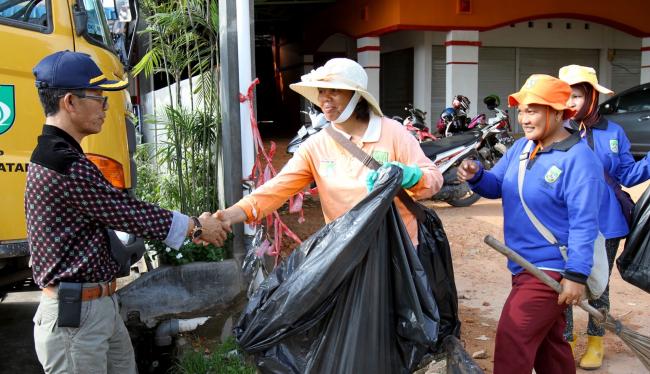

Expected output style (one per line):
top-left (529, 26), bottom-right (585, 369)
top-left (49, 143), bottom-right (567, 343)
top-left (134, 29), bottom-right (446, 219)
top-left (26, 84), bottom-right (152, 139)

top-left (357, 37), bottom-right (380, 105)
top-left (641, 38), bottom-right (650, 84)
top-left (413, 32), bottom-right (434, 128)
top-left (218, 0), bottom-right (244, 263)
top-left (445, 30), bottom-right (480, 117)
top-left (236, 0), bottom-right (256, 237)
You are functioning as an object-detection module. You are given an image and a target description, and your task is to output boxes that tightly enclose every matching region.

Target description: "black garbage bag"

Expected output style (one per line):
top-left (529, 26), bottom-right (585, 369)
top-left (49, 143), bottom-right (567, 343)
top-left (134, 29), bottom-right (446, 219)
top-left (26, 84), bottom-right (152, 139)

top-left (416, 206), bottom-right (462, 349)
top-left (617, 184), bottom-right (650, 293)
top-left (235, 166), bottom-right (440, 373)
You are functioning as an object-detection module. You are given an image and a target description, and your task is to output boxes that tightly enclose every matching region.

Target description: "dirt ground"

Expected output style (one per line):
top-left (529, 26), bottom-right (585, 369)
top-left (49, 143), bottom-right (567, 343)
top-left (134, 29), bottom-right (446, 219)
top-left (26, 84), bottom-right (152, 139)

top-left (267, 138), bottom-right (650, 373)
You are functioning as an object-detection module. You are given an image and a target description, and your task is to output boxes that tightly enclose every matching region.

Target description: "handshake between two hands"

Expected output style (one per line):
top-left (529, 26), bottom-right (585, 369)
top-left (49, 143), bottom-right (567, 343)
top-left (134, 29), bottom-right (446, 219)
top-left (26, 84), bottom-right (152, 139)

top-left (191, 209), bottom-right (240, 248)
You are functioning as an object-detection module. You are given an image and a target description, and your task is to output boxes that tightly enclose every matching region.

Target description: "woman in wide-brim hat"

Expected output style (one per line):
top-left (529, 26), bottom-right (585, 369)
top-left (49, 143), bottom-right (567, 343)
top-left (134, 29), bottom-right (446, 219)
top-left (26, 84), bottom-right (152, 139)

top-left (559, 64), bottom-right (650, 370)
top-left (457, 74), bottom-right (607, 374)
top-left (216, 57), bottom-right (442, 246)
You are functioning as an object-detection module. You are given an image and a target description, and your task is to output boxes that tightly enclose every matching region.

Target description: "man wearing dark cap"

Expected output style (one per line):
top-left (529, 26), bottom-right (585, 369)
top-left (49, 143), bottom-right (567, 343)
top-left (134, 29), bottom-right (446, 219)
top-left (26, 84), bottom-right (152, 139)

top-left (26, 50), bottom-right (228, 373)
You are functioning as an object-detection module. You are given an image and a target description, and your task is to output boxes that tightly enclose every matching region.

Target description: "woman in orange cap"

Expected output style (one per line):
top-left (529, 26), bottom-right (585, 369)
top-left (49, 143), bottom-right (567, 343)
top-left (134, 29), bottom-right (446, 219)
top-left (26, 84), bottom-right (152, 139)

top-left (457, 74), bottom-right (606, 374)
top-left (559, 65), bottom-right (650, 369)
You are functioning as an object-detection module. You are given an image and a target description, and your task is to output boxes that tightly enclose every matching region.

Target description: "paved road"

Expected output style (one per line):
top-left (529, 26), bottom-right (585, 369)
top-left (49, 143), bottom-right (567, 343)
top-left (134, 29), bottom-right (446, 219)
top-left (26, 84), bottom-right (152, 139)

top-left (0, 279), bottom-right (42, 373)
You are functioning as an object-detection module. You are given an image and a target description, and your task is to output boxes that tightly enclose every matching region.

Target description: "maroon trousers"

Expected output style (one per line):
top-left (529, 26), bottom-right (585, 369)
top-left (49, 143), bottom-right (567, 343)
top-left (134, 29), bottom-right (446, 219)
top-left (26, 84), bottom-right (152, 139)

top-left (493, 270), bottom-right (575, 374)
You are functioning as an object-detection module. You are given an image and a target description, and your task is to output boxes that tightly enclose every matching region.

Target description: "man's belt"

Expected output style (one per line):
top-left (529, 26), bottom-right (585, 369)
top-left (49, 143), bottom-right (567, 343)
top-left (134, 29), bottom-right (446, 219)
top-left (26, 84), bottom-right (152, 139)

top-left (43, 280), bottom-right (117, 301)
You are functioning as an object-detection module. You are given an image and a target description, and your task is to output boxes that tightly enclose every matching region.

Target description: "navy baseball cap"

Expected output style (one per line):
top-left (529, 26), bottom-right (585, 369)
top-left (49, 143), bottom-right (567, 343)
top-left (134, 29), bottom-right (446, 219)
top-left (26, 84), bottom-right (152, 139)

top-left (33, 50), bottom-right (128, 91)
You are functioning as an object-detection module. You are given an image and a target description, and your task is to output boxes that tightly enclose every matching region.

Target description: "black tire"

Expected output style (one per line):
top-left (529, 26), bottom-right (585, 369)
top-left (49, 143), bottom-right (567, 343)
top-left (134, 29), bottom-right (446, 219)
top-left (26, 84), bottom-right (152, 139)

top-left (446, 188), bottom-right (481, 207)
top-left (446, 150), bottom-right (485, 207)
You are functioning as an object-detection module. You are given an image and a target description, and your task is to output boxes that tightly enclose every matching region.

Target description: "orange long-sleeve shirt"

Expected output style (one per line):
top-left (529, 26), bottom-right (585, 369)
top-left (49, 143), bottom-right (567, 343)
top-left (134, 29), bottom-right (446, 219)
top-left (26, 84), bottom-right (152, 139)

top-left (236, 115), bottom-right (443, 244)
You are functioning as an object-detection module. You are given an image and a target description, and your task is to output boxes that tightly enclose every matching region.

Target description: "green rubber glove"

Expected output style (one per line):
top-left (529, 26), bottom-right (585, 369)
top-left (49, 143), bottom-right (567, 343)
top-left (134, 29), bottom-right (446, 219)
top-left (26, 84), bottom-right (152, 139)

top-left (366, 162), bottom-right (423, 192)
top-left (366, 169), bottom-right (379, 192)
top-left (388, 161), bottom-right (423, 189)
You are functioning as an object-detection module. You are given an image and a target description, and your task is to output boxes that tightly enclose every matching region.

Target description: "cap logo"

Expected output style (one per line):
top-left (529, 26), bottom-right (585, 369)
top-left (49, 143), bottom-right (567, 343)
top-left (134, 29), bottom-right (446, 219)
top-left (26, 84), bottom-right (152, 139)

top-left (525, 76), bottom-right (539, 89)
top-left (0, 85), bottom-right (16, 135)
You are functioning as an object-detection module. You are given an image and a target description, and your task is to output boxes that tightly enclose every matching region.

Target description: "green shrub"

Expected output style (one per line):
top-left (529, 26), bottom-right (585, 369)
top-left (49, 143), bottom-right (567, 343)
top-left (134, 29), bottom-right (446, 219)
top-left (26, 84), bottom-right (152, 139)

top-left (174, 337), bottom-right (255, 374)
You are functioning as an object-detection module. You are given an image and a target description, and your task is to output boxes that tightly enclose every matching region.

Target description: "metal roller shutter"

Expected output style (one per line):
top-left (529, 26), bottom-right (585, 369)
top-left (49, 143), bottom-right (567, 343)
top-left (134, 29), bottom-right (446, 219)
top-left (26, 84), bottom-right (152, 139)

top-left (478, 47), bottom-right (517, 116)
top-left (610, 49), bottom-right (641, 94)
top-left (519, 48), bottom-right (599, 85)
top-left (431, 45), bottom-right (446, 121)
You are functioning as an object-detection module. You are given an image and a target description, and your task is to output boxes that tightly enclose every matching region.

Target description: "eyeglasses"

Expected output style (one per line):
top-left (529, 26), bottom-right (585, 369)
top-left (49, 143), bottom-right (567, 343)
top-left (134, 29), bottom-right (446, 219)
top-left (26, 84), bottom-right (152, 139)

top-left (73, 93), bottom-right (109, 110)
top-left (59, 92), bottom-right (108, 110)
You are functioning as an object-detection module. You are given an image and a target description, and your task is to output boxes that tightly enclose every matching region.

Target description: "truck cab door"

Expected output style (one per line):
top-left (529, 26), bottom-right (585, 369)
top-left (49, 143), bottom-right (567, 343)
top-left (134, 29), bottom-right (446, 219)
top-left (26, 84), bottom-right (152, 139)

top-left (0, 1), bottom-right (74, 243)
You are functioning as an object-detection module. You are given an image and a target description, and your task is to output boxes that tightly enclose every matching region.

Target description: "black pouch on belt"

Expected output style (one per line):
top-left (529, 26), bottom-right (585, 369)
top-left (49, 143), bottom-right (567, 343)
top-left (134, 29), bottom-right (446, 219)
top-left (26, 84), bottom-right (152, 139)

top-left (57, 282), bottom-right (82, 327)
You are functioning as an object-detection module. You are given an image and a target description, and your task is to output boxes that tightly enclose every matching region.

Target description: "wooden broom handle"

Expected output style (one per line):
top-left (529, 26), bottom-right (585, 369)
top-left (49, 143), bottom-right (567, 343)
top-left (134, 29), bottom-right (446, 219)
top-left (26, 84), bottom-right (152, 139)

top-left (483, 235), bottom-right (606, 322)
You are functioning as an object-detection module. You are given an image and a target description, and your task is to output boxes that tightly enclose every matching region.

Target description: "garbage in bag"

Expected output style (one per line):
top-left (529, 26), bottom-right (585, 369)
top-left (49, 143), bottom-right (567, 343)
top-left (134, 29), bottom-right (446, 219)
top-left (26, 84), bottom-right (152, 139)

top-left (235, 166), bottom-right (440, 373)
top-left (617, 184), bottom-right (650, 293)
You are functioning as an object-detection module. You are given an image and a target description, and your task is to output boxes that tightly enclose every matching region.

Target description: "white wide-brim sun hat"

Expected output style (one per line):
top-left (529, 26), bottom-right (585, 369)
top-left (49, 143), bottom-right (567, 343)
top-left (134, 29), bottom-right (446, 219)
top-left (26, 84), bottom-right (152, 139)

top-left (289, 58), bottom-right (383, 117)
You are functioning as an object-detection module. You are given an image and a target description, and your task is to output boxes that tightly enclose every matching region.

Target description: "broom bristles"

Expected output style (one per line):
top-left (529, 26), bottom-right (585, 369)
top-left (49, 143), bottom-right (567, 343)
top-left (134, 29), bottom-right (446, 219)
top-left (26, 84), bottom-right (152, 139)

top-left (600, 315), bottom-right (650, 371)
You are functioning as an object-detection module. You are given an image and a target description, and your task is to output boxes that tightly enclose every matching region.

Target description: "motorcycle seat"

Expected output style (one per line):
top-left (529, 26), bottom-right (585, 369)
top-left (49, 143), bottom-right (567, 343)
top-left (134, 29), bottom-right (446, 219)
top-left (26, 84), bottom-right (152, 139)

top-left (419, 133), bottom-right (479, 159)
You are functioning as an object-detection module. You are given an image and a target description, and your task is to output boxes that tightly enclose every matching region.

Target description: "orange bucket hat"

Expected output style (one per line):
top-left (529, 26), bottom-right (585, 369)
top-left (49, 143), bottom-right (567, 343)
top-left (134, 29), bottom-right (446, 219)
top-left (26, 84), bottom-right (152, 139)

top-left (558, 65), bottom-right (614, 95)
top-left (508, 74), bottom-right (576, 119)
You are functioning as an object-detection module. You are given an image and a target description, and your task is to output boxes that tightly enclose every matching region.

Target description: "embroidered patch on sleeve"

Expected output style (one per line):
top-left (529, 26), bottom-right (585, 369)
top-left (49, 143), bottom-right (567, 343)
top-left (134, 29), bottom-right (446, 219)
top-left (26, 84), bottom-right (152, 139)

top-left (544, 165), bottom-right (563, 183)
top-left (371, 150), bottom-right (389, 164)
top-left (319, 160), bottom-right (335, 177)
top-left (609, 139), bottom-right (619, 153)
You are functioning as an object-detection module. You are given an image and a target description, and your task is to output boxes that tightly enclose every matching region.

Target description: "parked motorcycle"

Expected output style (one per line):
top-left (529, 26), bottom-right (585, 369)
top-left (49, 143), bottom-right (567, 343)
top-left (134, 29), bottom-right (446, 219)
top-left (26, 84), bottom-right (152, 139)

top-left (422, 96), bottom-right (514, 207)
top-left (287, 106), bottom-right (329, 154)
top-left (392, 104), bottom-right (437, 142)
top-left (419, 132), bottom-right (483, 207)
top-left (476, 95), bottom-right (515, 169)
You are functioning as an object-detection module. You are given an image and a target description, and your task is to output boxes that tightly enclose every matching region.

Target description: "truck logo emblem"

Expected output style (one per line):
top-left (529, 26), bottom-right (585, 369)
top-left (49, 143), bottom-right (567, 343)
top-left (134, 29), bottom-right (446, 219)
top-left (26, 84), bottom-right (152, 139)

top-left (0, 85), bottom-right (16, 135)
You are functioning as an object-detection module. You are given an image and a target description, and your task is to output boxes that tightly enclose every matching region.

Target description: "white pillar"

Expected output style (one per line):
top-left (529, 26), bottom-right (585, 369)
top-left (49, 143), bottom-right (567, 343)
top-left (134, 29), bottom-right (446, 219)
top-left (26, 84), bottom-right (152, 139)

top-left (445, 30), bottom-right (480, 117)
top-left (236, 0), bottom-right (255, 235)
top-left (236, 0), bottom-right (254, 178)
top-left (357, 37), bottom-right (380, 106)
top-left (598, 48), bottom-right (612, 103)
top-left (413, 32), bottom-right (433, 127)
top-left (642, 38), bottom-right (650, 84)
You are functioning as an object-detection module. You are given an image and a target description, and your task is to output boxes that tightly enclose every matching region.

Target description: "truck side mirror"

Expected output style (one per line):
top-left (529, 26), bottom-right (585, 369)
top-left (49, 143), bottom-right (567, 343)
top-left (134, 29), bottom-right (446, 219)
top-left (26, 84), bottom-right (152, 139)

top-left (72, 2), bottom-right (88, 36)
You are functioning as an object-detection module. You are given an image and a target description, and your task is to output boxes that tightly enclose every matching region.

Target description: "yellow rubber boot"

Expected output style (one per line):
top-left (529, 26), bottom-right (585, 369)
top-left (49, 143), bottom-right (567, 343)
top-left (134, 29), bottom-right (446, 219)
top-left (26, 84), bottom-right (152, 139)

top-left (568, 336), bottom-right (577, 357)
top-left (580, 335), bottom-right (604, 370)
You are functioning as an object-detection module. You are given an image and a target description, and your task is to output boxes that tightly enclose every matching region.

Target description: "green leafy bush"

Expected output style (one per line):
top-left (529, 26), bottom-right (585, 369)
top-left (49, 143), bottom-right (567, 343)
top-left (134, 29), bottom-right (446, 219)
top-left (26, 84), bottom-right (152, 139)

top-left (174, 337), bottom-right (255, 374)
top-left (148, 236), bottom-right (231, 266)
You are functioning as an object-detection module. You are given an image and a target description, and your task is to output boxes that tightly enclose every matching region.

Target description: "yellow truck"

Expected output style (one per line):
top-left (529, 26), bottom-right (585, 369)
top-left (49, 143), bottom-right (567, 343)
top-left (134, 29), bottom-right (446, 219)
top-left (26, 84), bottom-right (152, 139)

top-left (0, 0), bottom-right (136, 287)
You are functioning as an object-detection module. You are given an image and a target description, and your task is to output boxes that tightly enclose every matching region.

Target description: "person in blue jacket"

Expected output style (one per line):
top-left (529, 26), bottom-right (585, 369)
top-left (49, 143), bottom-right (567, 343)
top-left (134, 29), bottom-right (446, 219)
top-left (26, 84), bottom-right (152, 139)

top-left (457, 74), bottom-right (606, 374)
top-left (559, 64), bottom-right (650, 369)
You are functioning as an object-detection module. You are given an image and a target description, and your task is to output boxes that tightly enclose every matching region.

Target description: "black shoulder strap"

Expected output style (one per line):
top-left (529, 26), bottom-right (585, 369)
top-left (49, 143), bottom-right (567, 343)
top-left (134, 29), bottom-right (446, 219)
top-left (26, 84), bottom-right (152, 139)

top-left (325, 126), bottom-right (426, 221)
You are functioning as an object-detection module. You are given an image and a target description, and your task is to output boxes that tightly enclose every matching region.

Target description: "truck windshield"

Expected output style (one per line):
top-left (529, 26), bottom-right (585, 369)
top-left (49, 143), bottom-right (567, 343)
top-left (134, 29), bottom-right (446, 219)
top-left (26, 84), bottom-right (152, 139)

top-left (0, 0), bottom-right (48, 29)
top-left (83, 0), bottom-right (112, 48)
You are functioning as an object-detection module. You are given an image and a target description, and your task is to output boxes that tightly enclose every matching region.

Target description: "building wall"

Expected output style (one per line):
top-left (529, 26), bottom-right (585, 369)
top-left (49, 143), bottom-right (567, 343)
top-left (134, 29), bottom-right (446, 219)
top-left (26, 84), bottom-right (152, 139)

top-left (374, 18), bottom-right (641, 128)
top-left (306, 0), bottom-right (650, 47)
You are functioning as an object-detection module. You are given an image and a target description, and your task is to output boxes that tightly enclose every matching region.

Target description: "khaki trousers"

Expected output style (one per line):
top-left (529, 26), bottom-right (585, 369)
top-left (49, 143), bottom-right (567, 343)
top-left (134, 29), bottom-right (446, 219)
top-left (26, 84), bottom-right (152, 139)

top-left (33, 292), bottom-right (136, 374)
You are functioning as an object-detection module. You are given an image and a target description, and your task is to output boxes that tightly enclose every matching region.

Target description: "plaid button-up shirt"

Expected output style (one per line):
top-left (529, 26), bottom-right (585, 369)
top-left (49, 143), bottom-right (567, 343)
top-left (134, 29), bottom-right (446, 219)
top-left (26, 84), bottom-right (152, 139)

top-left (25, 125), bottom-right (179, 288)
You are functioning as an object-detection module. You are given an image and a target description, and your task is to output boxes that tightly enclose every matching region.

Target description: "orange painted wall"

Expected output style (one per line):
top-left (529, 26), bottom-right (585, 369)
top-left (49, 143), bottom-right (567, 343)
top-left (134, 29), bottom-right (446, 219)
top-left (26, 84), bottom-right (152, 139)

top-left (306, 0), bottom-right (650, 49)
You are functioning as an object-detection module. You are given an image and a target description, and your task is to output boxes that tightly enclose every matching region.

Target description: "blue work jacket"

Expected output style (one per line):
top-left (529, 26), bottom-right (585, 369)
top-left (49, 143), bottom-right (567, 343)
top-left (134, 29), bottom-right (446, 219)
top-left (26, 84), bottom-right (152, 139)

top-left (468, 134), bottom-right (606, 283)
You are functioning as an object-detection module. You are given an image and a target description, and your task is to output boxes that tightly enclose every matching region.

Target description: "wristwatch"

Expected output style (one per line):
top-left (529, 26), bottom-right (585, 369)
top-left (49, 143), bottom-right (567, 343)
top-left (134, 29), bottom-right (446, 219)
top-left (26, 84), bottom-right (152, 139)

top-left (190, 216), bottom-right (203, 240)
